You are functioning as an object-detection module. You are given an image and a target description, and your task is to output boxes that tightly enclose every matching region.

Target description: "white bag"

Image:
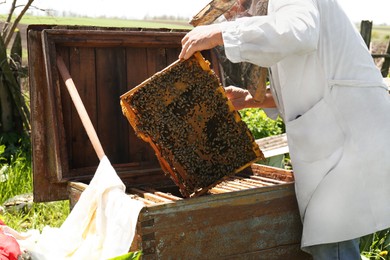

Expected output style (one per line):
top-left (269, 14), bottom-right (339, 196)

top-left (17, 156), bottom-right (144, 260)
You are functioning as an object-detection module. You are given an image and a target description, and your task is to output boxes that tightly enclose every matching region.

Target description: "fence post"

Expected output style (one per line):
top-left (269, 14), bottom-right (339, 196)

top-left (360, 20), bottom-right (373, 49)
top-left (381, 42), bottom-right (390, 77)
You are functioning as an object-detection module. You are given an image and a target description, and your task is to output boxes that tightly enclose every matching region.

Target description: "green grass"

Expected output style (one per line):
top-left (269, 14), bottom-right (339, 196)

top-left (372, 25), bottom-right (390, 43)
top-left (0, 133), bottom-right (32, 203)
top-left (6, 14), bottom-right (193, 30)
top-left (0, 133), bottom-right (69, 231)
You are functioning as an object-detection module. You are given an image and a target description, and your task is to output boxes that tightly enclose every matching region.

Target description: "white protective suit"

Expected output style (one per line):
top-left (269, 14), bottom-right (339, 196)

top-left (220, 0), bottom-right (390, 249)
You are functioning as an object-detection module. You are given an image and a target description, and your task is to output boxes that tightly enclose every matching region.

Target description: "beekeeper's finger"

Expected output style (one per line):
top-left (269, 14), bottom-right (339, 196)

top-left (179, 25), bottom-right (223, 60)
top-left (179, 37), bottom-right (196, 60)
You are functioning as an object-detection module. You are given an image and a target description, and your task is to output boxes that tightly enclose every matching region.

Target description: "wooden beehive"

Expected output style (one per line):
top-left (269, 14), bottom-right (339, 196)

top-left (28, 25), bottom-right (310, 259)
top-left (120, 52), bottom-right (264, 197)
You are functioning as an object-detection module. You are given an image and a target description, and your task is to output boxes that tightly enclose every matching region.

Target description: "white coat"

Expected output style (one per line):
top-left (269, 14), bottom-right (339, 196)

top-left (219, 0), bottom-right (390, 249)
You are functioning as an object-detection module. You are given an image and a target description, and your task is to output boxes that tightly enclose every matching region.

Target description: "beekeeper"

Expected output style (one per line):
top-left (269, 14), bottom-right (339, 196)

top-left (179, 0), bottom-right (390, 258)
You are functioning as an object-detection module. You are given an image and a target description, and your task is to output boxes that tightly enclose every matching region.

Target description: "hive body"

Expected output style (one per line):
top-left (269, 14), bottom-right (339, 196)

top-left (120, 52), bottom-right (264, 197)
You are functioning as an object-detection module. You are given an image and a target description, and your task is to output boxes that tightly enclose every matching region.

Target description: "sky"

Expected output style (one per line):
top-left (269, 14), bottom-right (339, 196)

top-left (0, 0), bottom-right (389, 25)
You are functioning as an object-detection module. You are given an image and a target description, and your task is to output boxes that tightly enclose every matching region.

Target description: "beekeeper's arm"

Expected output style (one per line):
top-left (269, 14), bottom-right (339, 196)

top-left (179, 0), bottom-right (319, 66)
top-left (224, 86), bottom-right (276, 110)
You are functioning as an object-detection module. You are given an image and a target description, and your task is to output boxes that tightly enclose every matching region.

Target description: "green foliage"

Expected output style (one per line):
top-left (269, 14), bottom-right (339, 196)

top-left (1, 201), bottom-right (70, 232)
top-left (361, 229), bottom-right (390, 260)
top-left (239, 108), bottom-right (285, 139)
top-left (0, 133), bottom-right (69, 231)
top-left (239, 108), bottom-right (287, 167)
top-left (0, 132), bottom-right (32, 204)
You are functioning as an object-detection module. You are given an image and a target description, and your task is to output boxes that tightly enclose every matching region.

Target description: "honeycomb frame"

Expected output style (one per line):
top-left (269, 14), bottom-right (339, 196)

top-left (120, 52), bottom-right (264, 197)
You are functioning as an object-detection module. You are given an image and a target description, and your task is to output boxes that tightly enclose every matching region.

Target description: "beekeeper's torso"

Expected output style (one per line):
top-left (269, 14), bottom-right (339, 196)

top-left (220, 0), bottom-right (390, 249)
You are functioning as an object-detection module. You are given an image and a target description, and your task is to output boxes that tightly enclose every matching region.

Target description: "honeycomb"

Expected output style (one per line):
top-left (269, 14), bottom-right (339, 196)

top-left (120, 52), bottom-right (264, 197)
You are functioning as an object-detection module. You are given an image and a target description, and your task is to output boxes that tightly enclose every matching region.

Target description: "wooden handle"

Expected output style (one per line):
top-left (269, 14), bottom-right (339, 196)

top-left (56, 56), bottom-right (105, 161)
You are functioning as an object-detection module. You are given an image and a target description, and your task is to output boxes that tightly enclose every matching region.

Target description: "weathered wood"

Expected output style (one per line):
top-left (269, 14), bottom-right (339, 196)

top-left (41, 28), bottom-right (187, 48)
top-left (381, 41), bottom-right (390, 77)
top-left (256, 133), bottom-right (289, 158)
top-left (68, 167), bottom-right (309, 259)
top-left (67, 181), bottom-right (88, 210)
top-left (68, 47), bottom-right (99, 167)
top-left (95, 47), bottom-right (128, 163)
top-left (190, 0), bottom-right (236, 27)
top-left (135, 184), bottom-right (308, 259)
top-left (41, 30), bottom-right (70, 183)
top-left (30, 26), bottom-right (192, 187)
top-left (28, 26), bottom-right (68, 202)
top-left (246, 163), bottom-right (295, 182)
top-left (360, 20), bottom-right (372, 49)
top-left (359, 20), bottom-right (390, 77)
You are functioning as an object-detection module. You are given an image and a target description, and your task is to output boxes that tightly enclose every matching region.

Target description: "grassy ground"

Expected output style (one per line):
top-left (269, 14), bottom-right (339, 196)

top-left (18, 15), bottom-right (193, 29)
top-left (372, 25), bottom-right (390, 43)
top-left (0, 133), bottom-right (69, 231)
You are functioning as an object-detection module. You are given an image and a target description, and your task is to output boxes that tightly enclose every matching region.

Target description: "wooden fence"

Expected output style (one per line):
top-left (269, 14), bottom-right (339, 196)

top-left (360, 20), bottom-right (390, 77)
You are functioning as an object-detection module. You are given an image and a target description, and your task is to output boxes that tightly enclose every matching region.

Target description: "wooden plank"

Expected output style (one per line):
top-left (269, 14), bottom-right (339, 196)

top-left (41, 29), bottom-right (70, 183)
top-left (68, 47), bottom-right (99, 169)
top-left (128, 188), bottom-right (175, 204)
top-left (146, 47), bottom-right (169, 76)
top-left (360, 20), bottom-right (372, 48)
top-left (135, 184), bottom-right (309, 259)
top-left (57, 48), bottom-right (73, 171)
top-left (249, 175), bottom-right (286, 185)
top-left (41, 28), bottom-right (186, 48)
top-left (67, 181), bottom-right (88, 210)
top-left (247, 164), bottom-right (295, 182)
top-left (125, 47), bottom-right (157, 164)
top-left (28, 26), bottom-right (68, 202)
top-left (165, 47), bottom-right (180, 65)
top-left (256, 133), bottom-right (289, 158)
top-left (95, 47), bottom-right (128, 163)
top-left (381, 41), bottom-right (390, 77)
top-left (225, 177), bottom-right (260, 188)
top-left (142, 187), bottom-right (182, 201)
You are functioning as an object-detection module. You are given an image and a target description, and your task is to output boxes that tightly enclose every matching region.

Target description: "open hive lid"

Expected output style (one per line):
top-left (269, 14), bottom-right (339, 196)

top-left (120, 52), bottom-right (264, 197)
top-left (28, 25), bottom-right (220, 202)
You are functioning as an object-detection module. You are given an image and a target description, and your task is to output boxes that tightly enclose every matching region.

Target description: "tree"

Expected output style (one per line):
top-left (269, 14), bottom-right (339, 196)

top-left (0, 0), bottom-right (34, 134)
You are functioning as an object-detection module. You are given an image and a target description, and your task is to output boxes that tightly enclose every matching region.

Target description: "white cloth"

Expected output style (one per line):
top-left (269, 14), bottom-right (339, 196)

top-left (17, 156), bottom-right (144, 260)
top-left (219, 0), bottom-right (390, 249)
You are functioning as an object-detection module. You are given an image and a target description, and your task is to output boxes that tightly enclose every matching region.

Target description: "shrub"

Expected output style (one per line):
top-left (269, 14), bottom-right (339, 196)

top-left (239, 108), bottom-right (285, 139)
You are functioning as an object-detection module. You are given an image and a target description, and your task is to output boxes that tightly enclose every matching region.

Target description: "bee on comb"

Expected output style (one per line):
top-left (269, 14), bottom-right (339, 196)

top-left (120, 52), bottom-right (264, 197)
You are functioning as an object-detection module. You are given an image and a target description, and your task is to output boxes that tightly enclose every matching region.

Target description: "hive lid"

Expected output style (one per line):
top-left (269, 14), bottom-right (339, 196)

top-left (120, 52), bottom-right (264, 197)
top-left (29, 25), bottom-right (210, 202)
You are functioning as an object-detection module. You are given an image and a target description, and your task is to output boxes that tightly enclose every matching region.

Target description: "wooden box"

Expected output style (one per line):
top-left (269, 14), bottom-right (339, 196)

top-left (28, 25), bottom-right (310, 259)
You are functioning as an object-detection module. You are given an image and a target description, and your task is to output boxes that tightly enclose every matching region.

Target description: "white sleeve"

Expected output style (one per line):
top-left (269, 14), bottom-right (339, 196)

top-left (219, 0), bottom-right (320, 67)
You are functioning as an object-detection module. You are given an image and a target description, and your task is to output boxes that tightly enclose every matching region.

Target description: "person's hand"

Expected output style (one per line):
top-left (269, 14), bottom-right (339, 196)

top-left (224, 86), bottom-right (252, 110)
top-left (225, 86), bottom-right (277, 110)
top-left (179, 24), bottom-right (223, 60)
